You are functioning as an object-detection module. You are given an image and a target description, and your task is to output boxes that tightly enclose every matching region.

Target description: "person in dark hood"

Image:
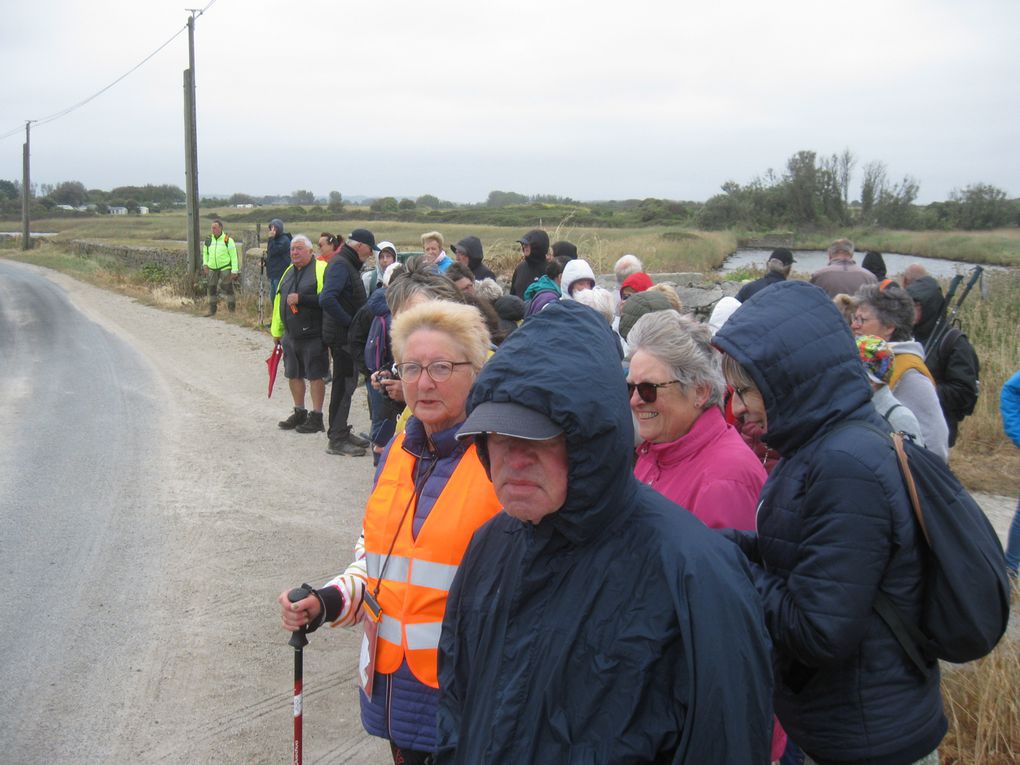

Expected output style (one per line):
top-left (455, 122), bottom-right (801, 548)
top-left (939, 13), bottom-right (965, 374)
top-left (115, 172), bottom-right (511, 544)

top-left (713, 281), bottom-right (947, 765)
top-left (492, 294), bottom-right (524, 341)
top-left (905, 274), bottom-right (980, 447)
top-left (265, 218), bottom-right (292, 297)
top-left (453, 236), bottom-right (496, 281)
top-left (551, 240), bottom-right (578, 261)
top-left (436, 300), bottom-right (774, 764)
top-left (509, 229), bottom-right (550, 298)
top-left (861, 250), bottom-right (888, 281)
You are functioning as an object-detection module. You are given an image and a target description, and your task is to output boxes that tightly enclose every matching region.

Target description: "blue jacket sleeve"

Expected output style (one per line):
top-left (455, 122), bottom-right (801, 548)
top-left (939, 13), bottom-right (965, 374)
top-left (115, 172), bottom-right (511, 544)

top-left (319, 259), bottom-right (354, 326)
top-left (1001, 370), bottom-right (1020, 447)
top-left (752, 451), bottom-right (897, 665)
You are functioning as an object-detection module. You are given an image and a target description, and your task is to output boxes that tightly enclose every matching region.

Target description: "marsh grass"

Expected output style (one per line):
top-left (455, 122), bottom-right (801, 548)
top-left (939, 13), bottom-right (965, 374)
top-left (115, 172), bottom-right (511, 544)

top-left (939, 625), bottom-right (1020, 764)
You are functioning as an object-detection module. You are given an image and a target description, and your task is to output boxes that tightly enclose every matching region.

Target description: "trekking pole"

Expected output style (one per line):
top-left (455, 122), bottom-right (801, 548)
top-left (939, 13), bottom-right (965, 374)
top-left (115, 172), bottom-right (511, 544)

top-left (287, 584), bottom-right (314, 765)
top-left (924, 266), bottom-right (983, 363)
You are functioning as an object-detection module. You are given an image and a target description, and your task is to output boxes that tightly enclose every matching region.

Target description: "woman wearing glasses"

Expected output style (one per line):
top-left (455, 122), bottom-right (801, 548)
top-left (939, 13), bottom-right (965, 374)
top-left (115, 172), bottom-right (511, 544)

top-left (626, 309), bottom-right (784, 761)
top-left (626, 310), bottom-right (767, 532)
top-left (279, 300), bottom-right (501, 765)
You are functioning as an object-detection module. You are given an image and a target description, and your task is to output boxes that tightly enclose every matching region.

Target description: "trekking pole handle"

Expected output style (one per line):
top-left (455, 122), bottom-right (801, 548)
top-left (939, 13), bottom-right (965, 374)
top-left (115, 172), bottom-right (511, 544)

top-left (288, 585), bottom-right (314, 649)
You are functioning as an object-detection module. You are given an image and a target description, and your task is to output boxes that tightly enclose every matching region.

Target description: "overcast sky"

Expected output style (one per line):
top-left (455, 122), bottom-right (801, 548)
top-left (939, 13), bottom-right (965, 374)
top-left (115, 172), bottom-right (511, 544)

top-left (2, 0), bottom-right (1018, 204)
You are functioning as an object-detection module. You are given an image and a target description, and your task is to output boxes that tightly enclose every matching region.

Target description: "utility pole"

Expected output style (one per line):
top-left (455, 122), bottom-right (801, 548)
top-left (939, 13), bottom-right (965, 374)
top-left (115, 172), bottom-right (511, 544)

top-left (184, 10), bottom-right (202, 285)
top-left (21, 121), bottom-right (32, 251)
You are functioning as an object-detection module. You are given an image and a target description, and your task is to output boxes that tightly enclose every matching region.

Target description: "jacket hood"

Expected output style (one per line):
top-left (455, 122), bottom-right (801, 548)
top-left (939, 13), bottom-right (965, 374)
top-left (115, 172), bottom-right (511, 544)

top-left (493, 294), bottom-right (525, 322)
top-left (455, 236), bottom-right (484, 269)
top-left (905, 275), bottom-right (944, 342)
top-left (519, 229), bottom-right (550, 262)
top-left (560, 259), bottom-right (597, 297)
top-left (269, 218), bottom-right (285, 234)
top-left (367, 285), bottom-right (390, 317)
top-left (466, 300), bottom-right (637, 546)
top-left (523, 274), bottom-right (561, 301)
top-left (712, 280), bottom-right (872, 455)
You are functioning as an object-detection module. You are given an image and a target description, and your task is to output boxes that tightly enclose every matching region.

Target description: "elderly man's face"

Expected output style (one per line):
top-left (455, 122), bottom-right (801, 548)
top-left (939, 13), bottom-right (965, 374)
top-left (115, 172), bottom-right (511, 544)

top-left (290, 239), bottom-right (312, 267)
top-left (488, 433), bottom-right (568, 524)
top-left (211, 221), bottom-right (222, 238)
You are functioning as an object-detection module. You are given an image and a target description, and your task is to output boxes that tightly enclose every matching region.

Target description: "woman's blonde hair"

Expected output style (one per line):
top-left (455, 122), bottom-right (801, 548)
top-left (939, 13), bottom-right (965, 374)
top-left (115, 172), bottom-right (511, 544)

top-left (420, 230), bottom-right (445, 250)
top-left (721, 352), bottom-right (756, 392)
top-left (391, 300), bottom-right (490, 372)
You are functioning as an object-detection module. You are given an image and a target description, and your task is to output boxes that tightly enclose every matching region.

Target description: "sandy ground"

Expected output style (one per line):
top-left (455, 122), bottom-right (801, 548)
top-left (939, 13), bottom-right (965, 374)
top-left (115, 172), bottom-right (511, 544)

top-left (9, 262), bottom-right (389, 763)
top-left (3, 260), bottom-right (1017, 763)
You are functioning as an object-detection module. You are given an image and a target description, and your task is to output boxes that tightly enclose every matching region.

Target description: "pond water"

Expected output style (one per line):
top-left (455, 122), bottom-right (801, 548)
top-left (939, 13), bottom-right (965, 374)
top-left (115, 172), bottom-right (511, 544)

top-left (721, 249), bottom-right (1006, 280)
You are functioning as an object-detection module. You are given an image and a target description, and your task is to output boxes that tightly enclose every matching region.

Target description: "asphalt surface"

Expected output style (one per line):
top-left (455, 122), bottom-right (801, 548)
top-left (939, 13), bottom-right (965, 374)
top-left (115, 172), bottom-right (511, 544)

top-left (0, 259), bottom-right (167, 760)
top-left (0, 259), bottom-right (386, 763)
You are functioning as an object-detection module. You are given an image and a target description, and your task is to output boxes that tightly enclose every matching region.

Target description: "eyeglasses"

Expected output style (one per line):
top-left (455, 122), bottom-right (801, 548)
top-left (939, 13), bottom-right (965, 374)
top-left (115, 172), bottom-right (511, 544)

top-left (394, 360), bottom-right (472, 383)
top-left (627, 380), bottom-right (681, 403)
top-left (732, 385), bottom-right (756, 406)
top-left (851, 313), bottom-right (874, 326)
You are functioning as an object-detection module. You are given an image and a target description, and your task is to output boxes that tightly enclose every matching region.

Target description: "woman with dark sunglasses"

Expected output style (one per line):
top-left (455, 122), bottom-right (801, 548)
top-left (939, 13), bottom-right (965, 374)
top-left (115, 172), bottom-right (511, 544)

top-left (626, 310), bottom-right (768, 533)
top-left (626, 309), bottom-right (785, 761)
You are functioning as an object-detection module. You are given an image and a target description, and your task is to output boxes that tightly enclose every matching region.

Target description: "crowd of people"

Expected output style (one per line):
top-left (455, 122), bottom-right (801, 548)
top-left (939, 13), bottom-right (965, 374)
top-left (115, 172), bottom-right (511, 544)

top-left (262, 225), bottom-right (1015, 765)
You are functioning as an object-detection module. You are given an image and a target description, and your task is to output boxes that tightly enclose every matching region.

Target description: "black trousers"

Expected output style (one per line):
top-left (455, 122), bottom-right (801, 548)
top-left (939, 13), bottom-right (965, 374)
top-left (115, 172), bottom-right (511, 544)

top-left (389, 742), bottom-right (433, 765)
top-left (326, 345), bottom-right (358, 442)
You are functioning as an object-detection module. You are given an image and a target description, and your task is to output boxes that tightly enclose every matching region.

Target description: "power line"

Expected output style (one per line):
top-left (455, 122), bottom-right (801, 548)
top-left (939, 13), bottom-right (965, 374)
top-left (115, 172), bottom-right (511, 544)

top-left (0, 0), bottom-right (220, 141)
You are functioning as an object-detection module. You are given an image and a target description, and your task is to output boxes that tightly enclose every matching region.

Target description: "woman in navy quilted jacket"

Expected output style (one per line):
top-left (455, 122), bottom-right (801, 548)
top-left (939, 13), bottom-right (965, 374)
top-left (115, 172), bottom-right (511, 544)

top-left (713, 281), bottom-right (946, 765)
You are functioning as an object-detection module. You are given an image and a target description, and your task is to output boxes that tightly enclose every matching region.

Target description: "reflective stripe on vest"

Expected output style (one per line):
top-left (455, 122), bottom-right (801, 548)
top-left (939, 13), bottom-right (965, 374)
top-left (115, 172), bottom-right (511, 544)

top-left (362, 431), bottom-right (502, 688)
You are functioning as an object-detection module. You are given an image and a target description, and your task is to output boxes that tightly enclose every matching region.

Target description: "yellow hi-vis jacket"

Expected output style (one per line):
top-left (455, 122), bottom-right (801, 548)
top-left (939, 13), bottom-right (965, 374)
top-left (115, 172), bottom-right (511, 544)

top-left (363, 432), bottom-right (502, 688)
top-left (202, 232), bottom-right (238, 272)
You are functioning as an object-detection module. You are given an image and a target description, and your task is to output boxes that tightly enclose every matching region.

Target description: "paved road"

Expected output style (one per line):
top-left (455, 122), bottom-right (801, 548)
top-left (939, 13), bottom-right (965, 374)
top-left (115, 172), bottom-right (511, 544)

top-left (0, 259), bottom-right (168, 760)
top-left (0, 260), bottom-right (386, 763)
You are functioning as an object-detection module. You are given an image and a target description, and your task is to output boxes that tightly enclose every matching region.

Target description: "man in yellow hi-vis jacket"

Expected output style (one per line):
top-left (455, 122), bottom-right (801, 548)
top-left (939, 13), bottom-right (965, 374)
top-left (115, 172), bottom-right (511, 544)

top-left (202, 218), bottom-right (239, 315)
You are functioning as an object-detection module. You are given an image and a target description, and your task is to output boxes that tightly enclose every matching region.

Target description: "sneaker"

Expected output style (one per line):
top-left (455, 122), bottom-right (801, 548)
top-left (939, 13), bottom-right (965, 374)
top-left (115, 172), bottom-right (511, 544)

top-left (295, 411), bottom-right (325, 433)
top-left (327, 439), bottom-right (366, 457)
top-left (278, 407), bottom-right (308, 430)
top-left (347, 431), bottom-right (371, 448)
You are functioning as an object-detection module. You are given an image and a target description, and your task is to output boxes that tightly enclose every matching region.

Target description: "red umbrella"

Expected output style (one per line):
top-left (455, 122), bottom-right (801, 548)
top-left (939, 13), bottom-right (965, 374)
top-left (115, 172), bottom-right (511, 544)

top-left (266, 344), bottom-right (284, 398)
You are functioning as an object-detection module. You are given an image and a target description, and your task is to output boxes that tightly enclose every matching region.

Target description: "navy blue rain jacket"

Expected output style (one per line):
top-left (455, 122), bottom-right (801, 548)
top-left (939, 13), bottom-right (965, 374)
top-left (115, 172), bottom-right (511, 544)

top-left (713, 281), bottom-right (946, 765)
top-left (265, 230), bottom-right (292, 286)
top-left (437, 301), bottom-right (774, 764)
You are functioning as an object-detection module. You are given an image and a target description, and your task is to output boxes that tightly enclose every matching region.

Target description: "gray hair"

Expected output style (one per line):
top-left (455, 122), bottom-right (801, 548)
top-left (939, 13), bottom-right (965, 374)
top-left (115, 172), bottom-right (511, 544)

top-left (827, 238), bottom-right (855, 260)
top-left (626, 310), bottom-right (725, 408)
top-left (386, 255), bottom-right (464, 316)
top-left (613, 253), bottom-right (644, 284)
top-left (855, 283), bottom-right (915, 341)
top-left (473, 278), bottom-right (503, 302)
top-left (291, 234), bottom-right (314, 249)
top-left (573, 286), bottom-right (615, 324)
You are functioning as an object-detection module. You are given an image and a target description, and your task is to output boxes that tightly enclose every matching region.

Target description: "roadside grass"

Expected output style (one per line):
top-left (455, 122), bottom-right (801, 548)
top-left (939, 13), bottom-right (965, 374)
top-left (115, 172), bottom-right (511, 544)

top-left (940, 630), bottom-right (1020, 764)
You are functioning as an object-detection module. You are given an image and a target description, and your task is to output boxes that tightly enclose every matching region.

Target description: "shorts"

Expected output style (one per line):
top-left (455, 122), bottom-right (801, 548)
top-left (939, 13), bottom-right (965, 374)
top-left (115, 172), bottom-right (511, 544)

top-left (282, 336), bottom-right (329, 380)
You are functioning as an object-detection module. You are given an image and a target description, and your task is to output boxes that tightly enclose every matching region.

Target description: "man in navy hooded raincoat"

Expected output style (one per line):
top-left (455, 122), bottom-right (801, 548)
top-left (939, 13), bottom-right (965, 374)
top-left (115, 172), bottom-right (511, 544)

top-left (436, 300), bottom-right (774, 764)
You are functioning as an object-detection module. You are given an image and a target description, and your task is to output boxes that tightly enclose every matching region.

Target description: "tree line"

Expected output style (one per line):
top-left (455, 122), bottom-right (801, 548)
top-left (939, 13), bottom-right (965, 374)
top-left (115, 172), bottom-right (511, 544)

top-left (2, 148), bottom-right (1017, 231)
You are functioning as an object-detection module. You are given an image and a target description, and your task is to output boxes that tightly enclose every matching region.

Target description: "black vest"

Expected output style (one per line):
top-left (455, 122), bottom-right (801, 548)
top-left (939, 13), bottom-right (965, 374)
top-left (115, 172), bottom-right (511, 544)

top-left (279, 262), bottom-right (322, 340)
top-left (322, 246), bottom-right (368, 345)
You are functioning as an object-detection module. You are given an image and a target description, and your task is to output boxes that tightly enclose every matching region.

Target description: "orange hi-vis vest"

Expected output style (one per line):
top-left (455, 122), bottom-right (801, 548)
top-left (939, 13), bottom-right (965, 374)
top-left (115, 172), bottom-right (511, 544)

top-left (362, 432), bottom-right (502, 688)
top-left (888, 352), bottom-right (936, 390)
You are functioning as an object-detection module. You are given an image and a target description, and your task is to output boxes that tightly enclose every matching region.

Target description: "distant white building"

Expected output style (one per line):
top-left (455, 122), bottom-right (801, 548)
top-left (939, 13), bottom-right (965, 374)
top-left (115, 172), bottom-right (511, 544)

top-left (109, 206), bottom-right (128, 215)
top-left (56, 204), bottom-right (76, 211)
top-left (137, 206), bottom-right (149, 215)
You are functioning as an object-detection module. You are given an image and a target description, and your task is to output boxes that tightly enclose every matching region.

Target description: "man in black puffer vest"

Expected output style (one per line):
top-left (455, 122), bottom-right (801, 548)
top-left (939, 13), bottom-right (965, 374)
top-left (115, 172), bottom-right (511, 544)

top-left (320, 228), bottom-right (376, 456)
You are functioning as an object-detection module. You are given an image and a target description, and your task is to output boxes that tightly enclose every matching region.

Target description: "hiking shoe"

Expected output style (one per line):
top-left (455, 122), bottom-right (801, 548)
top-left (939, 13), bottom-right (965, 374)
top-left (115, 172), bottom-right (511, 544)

top-left (347, 431), bottom-right (371, 448)
top-left (327, 439), bottom-right (366, 457)
top-left (278, 407), bottom-right (308, 430)
top-left (295, 411), bottom-right (325, 433)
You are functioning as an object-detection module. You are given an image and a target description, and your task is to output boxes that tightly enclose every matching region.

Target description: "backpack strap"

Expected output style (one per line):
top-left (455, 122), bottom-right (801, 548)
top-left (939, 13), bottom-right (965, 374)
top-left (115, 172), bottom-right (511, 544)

top-left (873, 591), bottom-right (930, 675)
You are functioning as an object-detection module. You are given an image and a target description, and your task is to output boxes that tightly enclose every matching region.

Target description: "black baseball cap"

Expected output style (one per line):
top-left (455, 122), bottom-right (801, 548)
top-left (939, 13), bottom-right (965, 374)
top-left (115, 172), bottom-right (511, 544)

top-left (348, 228), bottom-right (380, 252)
top-left (457, 402), bottom-right (563, 441)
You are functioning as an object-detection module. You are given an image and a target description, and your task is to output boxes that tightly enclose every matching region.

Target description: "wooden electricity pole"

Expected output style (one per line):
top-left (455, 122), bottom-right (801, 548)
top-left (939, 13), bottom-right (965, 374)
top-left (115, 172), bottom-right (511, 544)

top-left (21, 122), bottom-right (32, 251)
top-left (184, 11), bottom-right (201, 284)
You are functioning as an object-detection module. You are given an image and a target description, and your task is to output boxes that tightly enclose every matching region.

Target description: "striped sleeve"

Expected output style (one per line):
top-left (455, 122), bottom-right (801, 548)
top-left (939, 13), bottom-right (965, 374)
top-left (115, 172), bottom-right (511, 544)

top-left (323, 531), bottom-right (368, 628)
